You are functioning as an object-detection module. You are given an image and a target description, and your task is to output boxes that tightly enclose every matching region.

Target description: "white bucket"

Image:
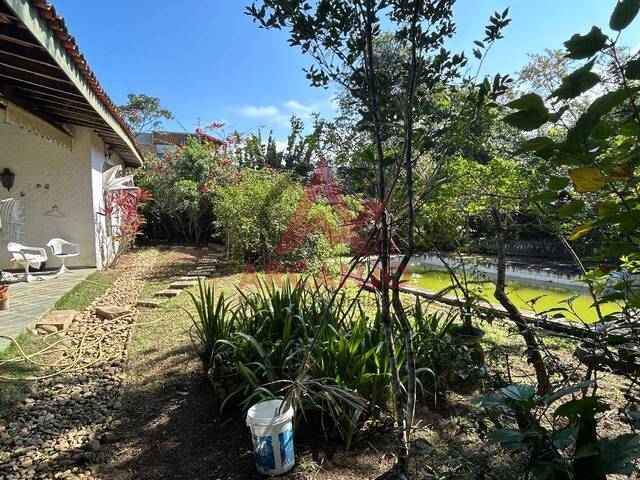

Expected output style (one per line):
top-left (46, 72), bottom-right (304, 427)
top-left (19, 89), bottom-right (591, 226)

top-left (246, 399), bottom-right (295, 475)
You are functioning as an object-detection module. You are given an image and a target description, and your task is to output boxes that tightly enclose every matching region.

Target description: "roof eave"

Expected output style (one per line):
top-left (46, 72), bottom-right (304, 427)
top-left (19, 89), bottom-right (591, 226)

top-left (3, 0), bottom-right (142, 167)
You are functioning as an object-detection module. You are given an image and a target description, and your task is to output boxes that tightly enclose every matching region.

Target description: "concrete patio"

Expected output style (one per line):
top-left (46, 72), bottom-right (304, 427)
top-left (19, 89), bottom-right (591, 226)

top-left (0, 268), bottom-right (93, 350)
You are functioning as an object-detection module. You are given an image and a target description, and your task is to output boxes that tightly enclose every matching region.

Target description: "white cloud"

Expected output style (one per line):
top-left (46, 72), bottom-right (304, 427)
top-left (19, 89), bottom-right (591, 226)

top-left (239, 105), bottom-right (281, 118)
top-left (284, 100), bottom-right (315, 113)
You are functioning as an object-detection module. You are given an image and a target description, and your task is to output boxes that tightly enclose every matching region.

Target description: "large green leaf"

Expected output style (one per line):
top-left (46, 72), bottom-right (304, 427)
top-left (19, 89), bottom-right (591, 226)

top-left (555, 396), bottom-right (608, 421)
top-left (586, 88), bottom-right (630, 117)
top-left (626, 58), bottom-right (640, 80)
top-left (552, 61), bottom-right (601, 101)
top-left (610, 0), bottom-right (640, 31)
top-left (564, 27), bottom-right (608, 59)
top-left (566, 112), bottom-right (601, 146)
top-left (503, 383), bottom-right (536, 401)
top-left (504, 93), bottom-right (549, 131)
top-left (515, 137), bottom-right (557, 156)
top-left (548, 176), bottom-right (570, 190)
top-left (568, 223), bottom-right (593, 241)
top-left (488, 428), bottom-right (531, 450)
top-left (553, 426), bottom-right (579, 450)
top-left (597, 201), bottom-right (621, 219)
top-left (597, 434), bottom-right (640, 475)
top-left (558, 199), bottom-right (585, 219)
top-left (504, 111), bottom-right (549, 131)
top-left (540, 380), bottom-right (594, 405)
top-left (506, 93), bottom-right (546, 110)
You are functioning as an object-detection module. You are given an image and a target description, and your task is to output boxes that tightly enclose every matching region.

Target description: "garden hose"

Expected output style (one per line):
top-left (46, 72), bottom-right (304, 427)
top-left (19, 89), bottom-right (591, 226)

top-left (0, 307), bottom-right (184, 381)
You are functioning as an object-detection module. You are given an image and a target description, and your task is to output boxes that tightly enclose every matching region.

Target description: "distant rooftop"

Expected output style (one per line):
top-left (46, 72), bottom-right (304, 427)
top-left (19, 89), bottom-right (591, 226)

top-left (136, 131), bottom-right (223, 157)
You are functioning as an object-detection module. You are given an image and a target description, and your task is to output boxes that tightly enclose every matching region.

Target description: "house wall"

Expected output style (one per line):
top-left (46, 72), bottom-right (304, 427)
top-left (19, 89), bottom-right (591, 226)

top-left (90, 131), bottom-right (124, 269)
top-left (0, 120), bottom-right (114, 269)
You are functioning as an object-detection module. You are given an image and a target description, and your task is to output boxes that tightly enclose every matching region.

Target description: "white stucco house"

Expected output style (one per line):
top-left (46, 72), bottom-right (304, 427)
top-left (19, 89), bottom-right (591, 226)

top-left (0, 0), bottom-right (143, 270)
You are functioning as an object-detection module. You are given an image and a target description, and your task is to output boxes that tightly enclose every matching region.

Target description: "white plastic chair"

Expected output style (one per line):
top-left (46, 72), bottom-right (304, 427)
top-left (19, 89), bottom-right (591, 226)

top-left (8, 242), bottom-right (48, 282)
top-left (46, 238), bottom-right (80, 275)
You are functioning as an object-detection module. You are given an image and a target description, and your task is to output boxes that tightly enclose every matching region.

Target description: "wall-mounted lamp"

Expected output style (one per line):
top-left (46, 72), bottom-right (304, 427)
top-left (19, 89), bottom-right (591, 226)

top-left (105, 145), bottom-right (114, 159)
top-left (0, 168), bottom-right (15, 191)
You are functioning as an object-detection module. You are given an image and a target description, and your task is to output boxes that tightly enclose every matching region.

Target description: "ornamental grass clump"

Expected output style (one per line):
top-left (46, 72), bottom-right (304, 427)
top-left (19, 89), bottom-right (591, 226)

top-left (185, 279), bottom-right (236, 374)
top-left (184, 278), bottom-right (476, 447)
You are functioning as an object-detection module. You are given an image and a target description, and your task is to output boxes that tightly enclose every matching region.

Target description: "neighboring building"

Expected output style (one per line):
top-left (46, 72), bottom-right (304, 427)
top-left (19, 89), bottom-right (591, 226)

top-left (137, 131), bottom-right (223, 157)
top-left (0, 0), bottom-right (142, 269)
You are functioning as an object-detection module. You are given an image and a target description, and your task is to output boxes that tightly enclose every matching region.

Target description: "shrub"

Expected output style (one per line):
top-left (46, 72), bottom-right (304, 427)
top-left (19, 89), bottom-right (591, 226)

top-left (478, 382), bottom-right (640, 479)
top-left (134, 134), bottom-right (237, 244)
top-left (275, 195), bottom-right (350, 274)
top-left (213, 169), bottom-right (303, 264)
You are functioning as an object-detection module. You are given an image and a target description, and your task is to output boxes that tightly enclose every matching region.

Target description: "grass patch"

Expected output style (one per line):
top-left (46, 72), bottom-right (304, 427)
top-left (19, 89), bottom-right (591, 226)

top-left (54, 270), bottom-right (117, 310)
top-left (137, 279), bottom-right (172, 301)
top-left (0, 330), bottom-right (51, 418)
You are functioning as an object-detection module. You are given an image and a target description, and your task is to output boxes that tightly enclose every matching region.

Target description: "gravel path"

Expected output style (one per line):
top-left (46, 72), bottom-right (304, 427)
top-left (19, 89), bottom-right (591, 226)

top-left (0, 250), bottom-right (160, 480)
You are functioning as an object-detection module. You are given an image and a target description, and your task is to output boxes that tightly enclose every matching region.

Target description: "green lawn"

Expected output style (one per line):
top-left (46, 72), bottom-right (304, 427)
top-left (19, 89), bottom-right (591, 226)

top-left (54, 270), bottom-right (117, 310)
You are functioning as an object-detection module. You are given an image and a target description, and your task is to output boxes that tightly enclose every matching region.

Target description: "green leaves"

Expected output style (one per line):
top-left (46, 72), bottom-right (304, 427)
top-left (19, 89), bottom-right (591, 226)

top-left (598, 434), bottom-right (640, 474)
top-left (551, 60), bottom-right (600, 101)
top-left (555, 396), bottom-right (609, 421)
top-left (488, 428), bottom-right (531, 450)
top-left (553, 426), bottom-right (579, 449)
top-left (587, 88), bottom-right (630, 117)
top-left (503, 383), bottom-right (536, 401)
top-left (610, 0), bottom-right (640, 31)
top-left (548, 176), bottom-right (570, 190)
top-left (564, 27), bottom-right (608, 59)
top-left (506, 93), bottom-right (545, 110)
top-left (515, 137), bottom-right (557, 157)
top-left (568, 223), bottom-right (593, 241)
top-left (558, 199), bottom-right (585, 219)
top-left (503, 93), bottom-right (549, 131)
top-left (625, 59), bottom-right (640, 80)
top-left (566, 112), bottom-right (602, 146)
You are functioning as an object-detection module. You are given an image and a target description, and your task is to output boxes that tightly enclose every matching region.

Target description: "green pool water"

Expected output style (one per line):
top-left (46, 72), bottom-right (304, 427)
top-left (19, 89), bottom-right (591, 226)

top-left (408, 270), bottom-right (617, 323)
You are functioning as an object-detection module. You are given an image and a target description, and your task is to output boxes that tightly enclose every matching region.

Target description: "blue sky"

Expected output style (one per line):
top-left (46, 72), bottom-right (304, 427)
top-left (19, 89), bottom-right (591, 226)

top-left (54, 0), bottom-right (640, 146)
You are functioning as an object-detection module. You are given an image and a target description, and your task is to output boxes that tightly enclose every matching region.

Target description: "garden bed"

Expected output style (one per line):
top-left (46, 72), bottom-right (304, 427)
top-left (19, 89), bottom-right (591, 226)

top-left (96, 250), bottom-right (633, 480)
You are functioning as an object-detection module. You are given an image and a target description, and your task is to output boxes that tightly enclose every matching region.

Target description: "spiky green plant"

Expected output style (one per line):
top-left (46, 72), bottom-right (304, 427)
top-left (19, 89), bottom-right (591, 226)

top-left (413, 300), bottom-right (475, 405)
top-left (185, 279), bottom-right (236, 373)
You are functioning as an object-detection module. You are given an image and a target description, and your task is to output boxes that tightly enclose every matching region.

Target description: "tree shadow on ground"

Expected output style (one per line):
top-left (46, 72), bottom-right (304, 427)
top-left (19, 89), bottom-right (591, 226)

top-left (97, 338), bottom-right (396, 480)
top-left (143, 247), bottom-right (202, 283)
top-left (99, 361), bottom-right (261, 480)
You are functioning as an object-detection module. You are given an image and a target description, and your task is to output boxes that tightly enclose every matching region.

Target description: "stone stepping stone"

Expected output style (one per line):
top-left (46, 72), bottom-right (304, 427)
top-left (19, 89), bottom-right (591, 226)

top-left (195, 264), bottom-right (215, 270)
top-left (95, 305), bottom-right (132, 320)
top-left (136, 299), bottom-right (162, 308)
top-left (177, 276), bottom-right (203, 281)
top-left (187, 270), bottom-right (213, 277)
top-left (155, 289), bottom-right (183, 298)
top-left (170, 281), bottom-right (197, 290)
top-left (36, 310), bottom-right (77, 333)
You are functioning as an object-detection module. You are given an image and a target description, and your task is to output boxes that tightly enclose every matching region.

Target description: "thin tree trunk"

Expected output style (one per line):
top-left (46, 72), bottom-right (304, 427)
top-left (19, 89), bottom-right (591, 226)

top-left (363, 1), bottom-right (409, 466)
top-left (391, 0), bottom-right (420, 432)
top-left (491, 207), bottom-right (552, 395)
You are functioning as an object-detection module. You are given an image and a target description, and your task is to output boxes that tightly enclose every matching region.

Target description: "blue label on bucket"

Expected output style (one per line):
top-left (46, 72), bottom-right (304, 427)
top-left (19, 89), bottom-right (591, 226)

top-left (279, 427), bottom-right (294, 465)
top-left (251, 433), bottom-right (276, 471)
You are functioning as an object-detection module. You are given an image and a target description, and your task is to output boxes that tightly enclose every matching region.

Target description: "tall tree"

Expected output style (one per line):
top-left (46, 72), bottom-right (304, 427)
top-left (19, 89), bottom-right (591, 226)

top-left (118, 93), bottom-right (174, 137)
top-left (247, 0), bottom-right (510, 472)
